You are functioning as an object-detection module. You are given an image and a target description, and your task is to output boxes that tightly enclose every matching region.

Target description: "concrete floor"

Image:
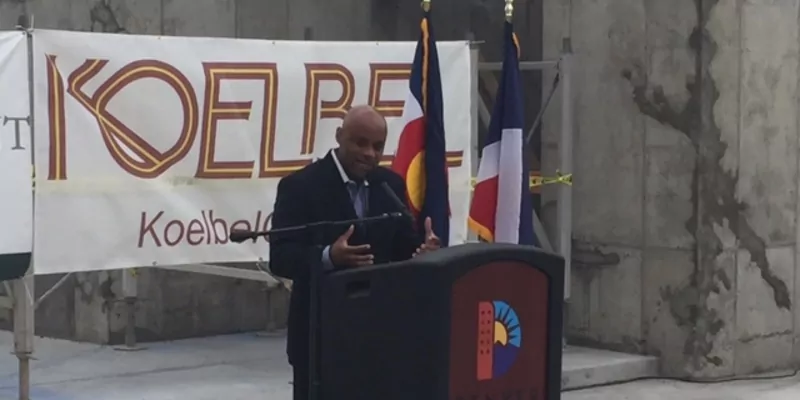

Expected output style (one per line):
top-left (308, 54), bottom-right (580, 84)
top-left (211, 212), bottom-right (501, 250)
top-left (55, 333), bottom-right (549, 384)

top-left (0, 331), bottom-right (796, 400)
top-left (565, 376), bottom-right (800, 400)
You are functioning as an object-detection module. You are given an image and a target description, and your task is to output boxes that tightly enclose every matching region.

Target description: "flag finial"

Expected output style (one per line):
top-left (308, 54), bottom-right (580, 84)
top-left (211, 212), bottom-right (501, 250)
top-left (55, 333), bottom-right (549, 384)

top-left (504, 0), bottom-right (514, 21)
top-left (421, 0), bottom-right (431, 12)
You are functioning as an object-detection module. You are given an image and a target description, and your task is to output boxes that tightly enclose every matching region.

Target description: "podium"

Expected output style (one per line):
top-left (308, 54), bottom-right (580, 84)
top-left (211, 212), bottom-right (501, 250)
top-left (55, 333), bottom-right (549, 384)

top-left (320, 242), bottom-right (564, 400)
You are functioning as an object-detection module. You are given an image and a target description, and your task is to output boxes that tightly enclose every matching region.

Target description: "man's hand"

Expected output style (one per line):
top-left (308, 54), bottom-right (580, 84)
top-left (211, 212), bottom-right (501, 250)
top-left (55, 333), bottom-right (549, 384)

top-left (330, 225), bottom-right (374, 267)
top-left (414, 217), bottom-right (442, 257)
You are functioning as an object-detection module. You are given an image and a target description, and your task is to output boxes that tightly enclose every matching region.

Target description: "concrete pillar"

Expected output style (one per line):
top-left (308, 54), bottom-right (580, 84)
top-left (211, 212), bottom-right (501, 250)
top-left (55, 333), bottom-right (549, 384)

top-left (544, 0), bottom-right (800, 379)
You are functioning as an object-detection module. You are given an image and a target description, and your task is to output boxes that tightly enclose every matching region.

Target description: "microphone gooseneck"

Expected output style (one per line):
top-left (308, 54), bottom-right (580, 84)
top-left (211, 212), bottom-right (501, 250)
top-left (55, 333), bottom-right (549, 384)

top-left (228, 213), bottom-right (402, 245)
top-left (380, 181), bottom-right (413, 221)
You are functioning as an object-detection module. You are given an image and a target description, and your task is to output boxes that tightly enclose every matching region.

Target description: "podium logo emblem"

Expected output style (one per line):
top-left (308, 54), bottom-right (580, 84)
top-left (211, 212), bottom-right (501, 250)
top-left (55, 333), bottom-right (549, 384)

top-left (476, 300), bottom-right (521, 381)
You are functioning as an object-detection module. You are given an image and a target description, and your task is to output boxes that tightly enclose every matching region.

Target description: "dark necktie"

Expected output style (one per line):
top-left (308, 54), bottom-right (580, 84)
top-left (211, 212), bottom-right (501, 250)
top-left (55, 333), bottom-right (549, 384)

top-left (346, 181), bottom-right (367, 218)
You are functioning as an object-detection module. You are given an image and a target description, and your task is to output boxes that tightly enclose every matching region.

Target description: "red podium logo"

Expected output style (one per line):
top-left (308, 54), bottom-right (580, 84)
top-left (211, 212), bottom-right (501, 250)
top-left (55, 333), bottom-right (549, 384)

top-left (476, 300), bottom-right (521, 381)
top-left (449, 261), bottom-right (547, 400)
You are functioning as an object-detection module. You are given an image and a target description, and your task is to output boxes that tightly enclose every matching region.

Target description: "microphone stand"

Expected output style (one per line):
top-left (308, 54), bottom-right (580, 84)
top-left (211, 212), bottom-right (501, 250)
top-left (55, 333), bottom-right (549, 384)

top-left (231, 212), bottom-right (402, 400)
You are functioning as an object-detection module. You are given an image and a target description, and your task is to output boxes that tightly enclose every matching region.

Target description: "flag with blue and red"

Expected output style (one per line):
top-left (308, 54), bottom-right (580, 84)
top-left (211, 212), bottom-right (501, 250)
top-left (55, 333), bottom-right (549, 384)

top-left (468, 21), bottom-right (537, 246)
top-left (390, 10), bottom-right (450, 246)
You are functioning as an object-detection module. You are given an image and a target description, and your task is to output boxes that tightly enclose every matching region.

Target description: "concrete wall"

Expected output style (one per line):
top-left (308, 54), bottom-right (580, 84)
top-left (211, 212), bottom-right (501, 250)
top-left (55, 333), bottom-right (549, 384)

top-left (0, 0), bottom-right (544, 344)
top-left (543, 0), bottom-right (800, 378)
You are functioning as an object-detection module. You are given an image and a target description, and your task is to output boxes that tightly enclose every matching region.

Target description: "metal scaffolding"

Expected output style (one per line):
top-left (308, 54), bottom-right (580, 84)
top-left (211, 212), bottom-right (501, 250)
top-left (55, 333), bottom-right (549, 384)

top-left (470, 37), bottom-right (573, 298)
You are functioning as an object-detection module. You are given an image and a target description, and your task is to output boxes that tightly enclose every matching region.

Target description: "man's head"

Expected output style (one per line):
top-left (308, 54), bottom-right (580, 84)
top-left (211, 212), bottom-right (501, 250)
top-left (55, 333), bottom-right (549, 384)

top-left (335, 105), bottom-right (387, 180)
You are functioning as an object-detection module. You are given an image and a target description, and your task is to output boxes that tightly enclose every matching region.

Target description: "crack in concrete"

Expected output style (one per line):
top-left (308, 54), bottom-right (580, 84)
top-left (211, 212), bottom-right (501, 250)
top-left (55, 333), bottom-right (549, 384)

top-left (622, 0), bottom-right (792, 372)
top-left (572, 241), bottom-right (622, 268)
top-left (90, 0), bottom-right (127, 33)
top-left (738, 329), bottom-right (793, 344)
top-left (98, 274), bottom-right (116, 313)
top-left (75, 274), bottom-right (94, 305)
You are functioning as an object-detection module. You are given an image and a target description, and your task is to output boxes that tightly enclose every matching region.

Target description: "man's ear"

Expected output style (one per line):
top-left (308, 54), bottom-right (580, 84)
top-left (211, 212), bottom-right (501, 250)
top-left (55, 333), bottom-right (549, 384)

top-left (335, 127), bottom-right (342, 143)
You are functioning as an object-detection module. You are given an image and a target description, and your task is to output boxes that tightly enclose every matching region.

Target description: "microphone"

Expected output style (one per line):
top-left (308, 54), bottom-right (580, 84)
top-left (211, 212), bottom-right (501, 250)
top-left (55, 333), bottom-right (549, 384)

top-left (229, 229), bottom-right (260, 243)
top-left (381, 181), bottom-right (413, 221)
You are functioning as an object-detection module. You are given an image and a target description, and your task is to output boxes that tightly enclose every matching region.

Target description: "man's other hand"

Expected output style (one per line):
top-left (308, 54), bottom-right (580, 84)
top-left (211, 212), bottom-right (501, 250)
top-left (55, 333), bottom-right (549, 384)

top-left (330, 225), bottom-right (374, 267)
top-left (414, 217), bottom-right (442, 257)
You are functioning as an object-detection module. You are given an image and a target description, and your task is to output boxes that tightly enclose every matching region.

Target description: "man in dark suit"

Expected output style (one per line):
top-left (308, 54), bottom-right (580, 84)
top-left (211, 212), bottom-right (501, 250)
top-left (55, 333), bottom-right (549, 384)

top-left (269, 105), bottom-right (442, 400)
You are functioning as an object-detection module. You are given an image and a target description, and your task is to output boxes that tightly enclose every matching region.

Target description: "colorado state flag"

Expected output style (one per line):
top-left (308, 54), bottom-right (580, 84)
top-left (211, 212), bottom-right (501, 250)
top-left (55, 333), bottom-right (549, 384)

top-left (468, 21), bottom-right (537, 246)
top-left (390, 10), bottom-right (450, 246)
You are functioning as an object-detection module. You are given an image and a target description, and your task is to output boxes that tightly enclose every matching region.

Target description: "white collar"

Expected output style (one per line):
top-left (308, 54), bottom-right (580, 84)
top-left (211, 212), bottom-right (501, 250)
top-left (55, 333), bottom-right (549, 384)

top-left (330, 149), bottom-right (370, 186)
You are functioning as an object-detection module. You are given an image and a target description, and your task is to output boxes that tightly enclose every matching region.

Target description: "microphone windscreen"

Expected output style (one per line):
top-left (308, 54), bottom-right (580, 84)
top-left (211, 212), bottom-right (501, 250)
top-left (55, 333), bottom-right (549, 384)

top-left (229, 229), bottom-right (254, 243)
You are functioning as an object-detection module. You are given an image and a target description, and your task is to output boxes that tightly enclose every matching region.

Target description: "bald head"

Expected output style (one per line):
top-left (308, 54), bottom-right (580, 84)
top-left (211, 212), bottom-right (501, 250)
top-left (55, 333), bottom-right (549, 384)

top-left (334, 105), bottom-right (388, 180)
top-left (342, 105), bottom-right (387, 133)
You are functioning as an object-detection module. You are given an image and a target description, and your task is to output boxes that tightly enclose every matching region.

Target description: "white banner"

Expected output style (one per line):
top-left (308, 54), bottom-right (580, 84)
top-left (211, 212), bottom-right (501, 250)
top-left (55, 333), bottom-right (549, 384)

top-left (32, 30), bottom-right (472, 274)
top-left (0, 32), bottom-right (33, 257)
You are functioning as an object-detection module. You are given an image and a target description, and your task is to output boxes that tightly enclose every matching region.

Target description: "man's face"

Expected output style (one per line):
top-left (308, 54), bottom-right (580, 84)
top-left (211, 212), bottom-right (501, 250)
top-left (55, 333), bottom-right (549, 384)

top-left (336, 122), bottom-right (386, 179)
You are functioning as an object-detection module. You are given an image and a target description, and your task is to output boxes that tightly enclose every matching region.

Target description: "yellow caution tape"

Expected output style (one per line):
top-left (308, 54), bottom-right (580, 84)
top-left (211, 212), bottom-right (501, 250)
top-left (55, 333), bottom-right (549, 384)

top-left (30, 165), bottom-right (572, 193)
top-left (539, 170), bottom-right (572, 187)
top-left (471, 170), bottom-right (572, 191)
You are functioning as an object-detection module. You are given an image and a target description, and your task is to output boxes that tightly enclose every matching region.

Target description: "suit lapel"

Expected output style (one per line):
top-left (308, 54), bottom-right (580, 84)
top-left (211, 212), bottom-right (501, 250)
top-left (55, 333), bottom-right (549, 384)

top-left (318, 153), bottom-right (358, 220)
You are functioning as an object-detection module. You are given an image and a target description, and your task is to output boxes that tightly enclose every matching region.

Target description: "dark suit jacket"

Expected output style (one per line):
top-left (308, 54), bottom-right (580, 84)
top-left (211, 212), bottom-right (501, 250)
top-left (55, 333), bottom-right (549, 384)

top-left (269, 152), bottom-right (422, 366)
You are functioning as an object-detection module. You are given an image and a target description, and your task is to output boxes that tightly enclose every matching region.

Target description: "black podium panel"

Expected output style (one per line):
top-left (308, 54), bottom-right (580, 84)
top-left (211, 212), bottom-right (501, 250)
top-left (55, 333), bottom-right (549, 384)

top-left (321, 243), bottom-right (564, 400)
